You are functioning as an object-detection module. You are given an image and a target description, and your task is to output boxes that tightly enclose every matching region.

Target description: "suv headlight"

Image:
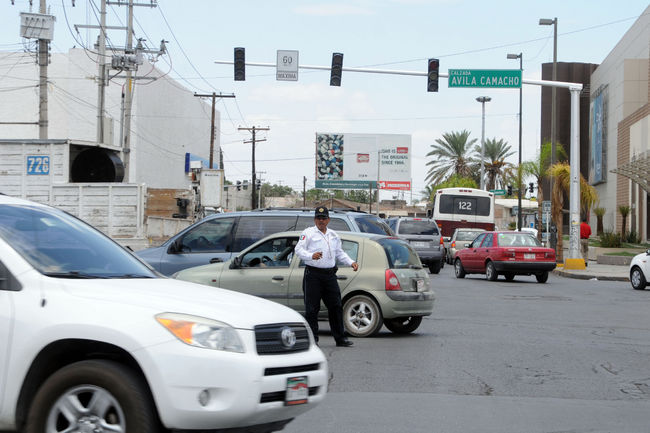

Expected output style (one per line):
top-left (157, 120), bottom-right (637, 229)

top-left (156, 312), bottom-right (245, 353)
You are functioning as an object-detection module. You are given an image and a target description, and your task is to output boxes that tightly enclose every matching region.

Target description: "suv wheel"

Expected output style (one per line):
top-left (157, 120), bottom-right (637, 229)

top-left (343, 295), bottom-right (383, 337)
top-left (26, 360), bottom-right (157, 433)
top-left (384, 316), bottom-right (423, 334)
top-left (429, 262), bottom-right (441, 274)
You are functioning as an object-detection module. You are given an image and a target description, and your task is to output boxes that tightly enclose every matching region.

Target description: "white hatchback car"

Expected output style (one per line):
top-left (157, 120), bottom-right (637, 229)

top-left (0, 194), bottom-right (327, 433)
top-left (630, 249), bottom-right (650, 290)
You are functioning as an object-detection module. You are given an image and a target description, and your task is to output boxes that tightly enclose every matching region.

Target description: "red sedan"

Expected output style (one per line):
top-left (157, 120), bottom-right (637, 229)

top-left (454, 231), bottom-right (556, 283)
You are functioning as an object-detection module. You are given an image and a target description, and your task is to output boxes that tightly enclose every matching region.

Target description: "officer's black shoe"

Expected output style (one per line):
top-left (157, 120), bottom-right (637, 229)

top-left (336, 338), bottom-right (353, 347)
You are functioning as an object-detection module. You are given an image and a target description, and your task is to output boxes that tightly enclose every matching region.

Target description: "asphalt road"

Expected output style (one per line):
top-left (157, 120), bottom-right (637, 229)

top-left (285, 266), bottom-right (650, 433)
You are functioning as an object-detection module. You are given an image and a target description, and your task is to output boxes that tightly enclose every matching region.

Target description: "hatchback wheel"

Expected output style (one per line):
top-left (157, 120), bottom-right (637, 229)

top-left (26, 360), bottom-right (157, 433)
top-left (504, 272), bottom-right (515, 282)
top-left (536, 271), bottom-right (549, 283)
top-left (343, 295), bottom-right (383, 337)
top-left (630, 266), bottom-right (647, 290)
top-left (454, 258), bottom-right (466, 279)
top-left (384, 316), bottom-right (423, 334)
top-left (485, 261), bottom-right (498, 281)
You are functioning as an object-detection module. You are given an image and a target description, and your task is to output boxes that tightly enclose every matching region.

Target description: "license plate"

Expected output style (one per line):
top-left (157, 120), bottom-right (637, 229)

top-left (412, 241), bottom-right (429, 248)
top-left (415, 279), bottom-right (424, 291)
top-left (524, 253), bottom-right (535, 260)
top-left (285, 376), bottom-right (309, 406)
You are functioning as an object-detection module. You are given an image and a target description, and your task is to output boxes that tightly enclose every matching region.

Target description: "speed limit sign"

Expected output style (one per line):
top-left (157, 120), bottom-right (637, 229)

top-left (277, 50), bottom-right (298, 81)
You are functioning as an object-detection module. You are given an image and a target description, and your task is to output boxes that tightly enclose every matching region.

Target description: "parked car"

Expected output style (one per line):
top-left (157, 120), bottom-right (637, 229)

top-left (453, 231), bottom-right (556, 283)
top-left (445, 228), bottom-right (486, 264)
top-left (385, 217), bottom-right (445, 273)
top-left (629, 249), bottom-right (650, 290)
top-left (138, 208), bottom-right (395, 276)
top-left (0, 195), bottom-right (327, 433)
top-left (174, 231), bottom-right (435, 338)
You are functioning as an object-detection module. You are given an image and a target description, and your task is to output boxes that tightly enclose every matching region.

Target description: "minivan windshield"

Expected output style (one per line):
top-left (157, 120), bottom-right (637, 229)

top-left (398, 219), bottom-right (439, 235)
top-left (377, 238), bottom-right (421, 269)
top-left (0, 204), bottom-right (156, 279)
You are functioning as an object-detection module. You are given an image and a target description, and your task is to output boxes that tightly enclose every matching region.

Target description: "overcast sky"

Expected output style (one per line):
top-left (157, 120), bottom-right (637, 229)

top-left (1, 0), bottom-right (648, 201)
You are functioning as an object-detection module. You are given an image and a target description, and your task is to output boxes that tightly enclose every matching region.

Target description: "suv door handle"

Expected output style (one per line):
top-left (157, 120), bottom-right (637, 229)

top-left (272, 276), bottom-right (284, 281)
top-left (337, 275), bottom-right (347, 280)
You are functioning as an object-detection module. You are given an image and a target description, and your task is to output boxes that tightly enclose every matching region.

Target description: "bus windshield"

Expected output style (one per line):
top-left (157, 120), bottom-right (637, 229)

top-left (438, 195), bottom-right (491, 216)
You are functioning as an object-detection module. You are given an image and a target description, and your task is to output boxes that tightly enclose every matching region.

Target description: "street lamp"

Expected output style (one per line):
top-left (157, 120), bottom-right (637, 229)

top-left (540, 17), bottom-right (558, 205)
top-left (507, 52), bottom-right (523, 231)
top-left (476, 96), bottom-right (491, 190)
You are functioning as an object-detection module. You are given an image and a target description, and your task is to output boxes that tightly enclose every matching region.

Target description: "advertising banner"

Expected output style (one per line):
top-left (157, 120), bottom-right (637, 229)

top-left (315, 133), bottom-right (411, 190)
top-left (589, 86), bottom-right (607, 185)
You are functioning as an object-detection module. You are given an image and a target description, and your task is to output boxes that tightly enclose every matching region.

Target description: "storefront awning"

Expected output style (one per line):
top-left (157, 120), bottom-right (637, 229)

top-left (611, 151), bottom-right (650, 193)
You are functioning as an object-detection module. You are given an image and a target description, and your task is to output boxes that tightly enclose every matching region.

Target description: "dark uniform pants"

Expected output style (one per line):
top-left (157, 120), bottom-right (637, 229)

top-left (303, 266), bottom-right (346, 342)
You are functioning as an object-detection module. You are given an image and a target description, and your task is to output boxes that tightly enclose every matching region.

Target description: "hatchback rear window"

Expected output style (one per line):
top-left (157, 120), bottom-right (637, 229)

top-left (353, 216), bottom-right (394, 235)
top-left (456, 231), bottom-right (483, 241)
top-left (377, 238), bottom-right (421, 269)
top-left (398, 220), bottom-right (439, 236)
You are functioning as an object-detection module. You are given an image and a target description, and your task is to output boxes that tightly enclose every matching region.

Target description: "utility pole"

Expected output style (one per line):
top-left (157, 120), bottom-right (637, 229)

top-left (38, 0), bottom-right (48, 139)
top-left (194, 93), bottom-right (235, 168)
top-left (238, 126), bottom-right (269, 209)
top-left (122, 0), bottom-right (134, 181)
top-left (96, 0), bottom-right (107, 145)
top-left (303, 176), bottom-right (307, 207)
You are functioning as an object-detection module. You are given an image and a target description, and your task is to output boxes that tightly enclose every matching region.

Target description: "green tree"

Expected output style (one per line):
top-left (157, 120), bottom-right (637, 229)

top-left (618, 205), bottom-right (630, 236)
top-left (474, 138), bottom-right (515, 191)
top-left (420, 184), bottom-right (435, 203)
top-left (432, 174), bottom-right (478, 193)
top-left (425, 130), bottom-right (477, 185)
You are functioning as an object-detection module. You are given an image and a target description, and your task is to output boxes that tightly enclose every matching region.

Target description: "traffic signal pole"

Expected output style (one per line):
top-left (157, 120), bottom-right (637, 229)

top-left (216, 59), bottom-right (584, 268)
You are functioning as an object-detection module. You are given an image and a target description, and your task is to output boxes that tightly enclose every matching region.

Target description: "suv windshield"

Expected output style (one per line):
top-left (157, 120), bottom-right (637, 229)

top-left (398, 220), bottom-right (439, 235)
top-left (377, 238), bottom-right (421, 269)
top-left (0, 204), bottom-right (156, 279)
top-left (353, 215), bottom-right (394, 235)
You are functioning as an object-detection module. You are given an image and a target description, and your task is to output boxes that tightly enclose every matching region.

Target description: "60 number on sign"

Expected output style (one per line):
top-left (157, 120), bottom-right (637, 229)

top-left (276, 50), bottom-right (298, 81)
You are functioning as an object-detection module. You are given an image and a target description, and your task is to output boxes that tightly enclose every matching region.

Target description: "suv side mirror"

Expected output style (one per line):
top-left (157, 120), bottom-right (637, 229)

top-left (169, 238), bottom-right (183, 254)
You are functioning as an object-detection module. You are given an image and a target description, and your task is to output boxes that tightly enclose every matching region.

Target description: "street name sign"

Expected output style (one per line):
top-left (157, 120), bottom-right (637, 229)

top-left (276, 50), bottom-right (298, 81)
top-left (490, 189), bottom-right (506, 195)
top-left (448, 69), bottom-right (521, 88)
top-left (542, 200), bottom-right (551, 212)
top-left (315, 180), bottom-right (377, 189)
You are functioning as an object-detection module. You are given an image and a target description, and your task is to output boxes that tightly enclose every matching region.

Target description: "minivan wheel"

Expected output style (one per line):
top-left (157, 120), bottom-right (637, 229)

top-left (630, 266), bottom-right (646, 290)
top-left (384, 316), bottom-right (423, 334)
top-left (343, 295), bottom-right (383, 337)
top-left (454, 258), bottom-right (466, 279)
top-left (25, 360), bottom-right (157, 433)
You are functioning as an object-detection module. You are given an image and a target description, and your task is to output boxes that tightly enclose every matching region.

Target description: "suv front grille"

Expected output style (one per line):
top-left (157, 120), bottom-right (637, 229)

top-left (255, 323), bottom-right (310, 355)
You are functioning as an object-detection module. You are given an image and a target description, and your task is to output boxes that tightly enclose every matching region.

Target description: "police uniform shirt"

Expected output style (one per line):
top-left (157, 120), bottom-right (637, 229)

top-left (295, 225), bottom-right (354, 268)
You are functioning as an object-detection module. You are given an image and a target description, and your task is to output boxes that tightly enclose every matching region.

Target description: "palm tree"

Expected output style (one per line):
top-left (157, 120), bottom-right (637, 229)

top-left (425, 130), bottom-right (477, 185)
top-left (522, 142), bottom-right (552, 241)
top-left (593, 207), bottom-right (606, 236)
top-left (618, 205), bottom-right (630, 236)
top-left (548, 163), bottom-right (599, 262)
top-left (420, 184), bottom-right (435, 203)
top-left (474, 138), bottom-right (515, 191)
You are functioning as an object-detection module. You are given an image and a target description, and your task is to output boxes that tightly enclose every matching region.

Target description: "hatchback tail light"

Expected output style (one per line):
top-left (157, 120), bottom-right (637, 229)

top-left (385, 269), bottom-right (402, 291)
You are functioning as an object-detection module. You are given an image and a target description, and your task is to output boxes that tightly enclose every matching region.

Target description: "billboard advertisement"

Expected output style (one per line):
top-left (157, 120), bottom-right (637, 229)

top-left (589, 86), bottom-right (607, 185)
top-left (315, 133), bottom-right (411, 190)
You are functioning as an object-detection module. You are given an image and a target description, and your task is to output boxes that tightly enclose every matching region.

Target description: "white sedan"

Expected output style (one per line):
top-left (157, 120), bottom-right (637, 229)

top-left (630, 249), bottom-right (650, 290)
top-left (0, 195), bottom-right (327, 433)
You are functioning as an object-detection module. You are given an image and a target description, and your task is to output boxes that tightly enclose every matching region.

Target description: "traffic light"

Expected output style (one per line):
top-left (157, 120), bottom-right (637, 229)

top-left (234, 47), bottom-right (245, 81)
top-left (255, 179), bottom-right (261, 190)
top-left (427, 58), bottom-right (439, 92)
top-left (242, 179), bottom-right (249, 190)
top-left (330, 52), bottom-right (343, 86)
top-left (507, 185), bottom-right (513, 196)
top-left (529, 182), bottom-right (534, 193)
top-left (236, 180), bottom-right (241, 191)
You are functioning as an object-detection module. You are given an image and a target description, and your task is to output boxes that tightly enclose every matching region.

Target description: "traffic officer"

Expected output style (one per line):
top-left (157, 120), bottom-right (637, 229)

top-left (295, 206), bottom-right (358, 347)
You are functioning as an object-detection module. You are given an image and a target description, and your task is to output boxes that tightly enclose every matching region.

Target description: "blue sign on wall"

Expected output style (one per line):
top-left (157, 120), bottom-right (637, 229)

top-left (26, 156), bottom-right (50, 175)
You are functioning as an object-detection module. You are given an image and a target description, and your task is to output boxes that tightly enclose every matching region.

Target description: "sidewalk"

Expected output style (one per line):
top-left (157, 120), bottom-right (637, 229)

top-left (553, 261), bottom-right (629, 282)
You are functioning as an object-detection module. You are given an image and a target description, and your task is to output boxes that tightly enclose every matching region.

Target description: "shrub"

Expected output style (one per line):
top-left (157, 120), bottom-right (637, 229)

top-left (625, 230), bottom-right (641, 244)
top-left (508, 221), bottom-right (517, 230)
top-left (599, 230), bottom-right (621, 248)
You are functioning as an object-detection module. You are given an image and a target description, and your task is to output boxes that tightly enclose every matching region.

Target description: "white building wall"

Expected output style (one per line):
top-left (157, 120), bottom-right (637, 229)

top-left (0, 48), bottom-right (217, 189)
top-left (590, 7), bottom-right (650, 232)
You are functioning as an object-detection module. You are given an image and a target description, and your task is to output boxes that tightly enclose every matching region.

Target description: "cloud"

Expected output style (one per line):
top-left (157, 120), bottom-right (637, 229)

top-left (293, 4), bottom-right (374, 16)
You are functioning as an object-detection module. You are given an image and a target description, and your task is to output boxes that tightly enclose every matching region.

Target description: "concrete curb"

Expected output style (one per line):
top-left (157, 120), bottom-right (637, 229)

top-left (552, 269), bottom-right (629, 282)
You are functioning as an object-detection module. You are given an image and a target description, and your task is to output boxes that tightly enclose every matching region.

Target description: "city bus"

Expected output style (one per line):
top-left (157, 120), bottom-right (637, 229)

top-left (429, 187), bottom-right (495, 239)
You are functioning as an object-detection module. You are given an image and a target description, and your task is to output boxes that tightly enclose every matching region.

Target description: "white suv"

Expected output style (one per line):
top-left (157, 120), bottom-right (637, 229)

top-left (0, 194), bottom-right (327, 433)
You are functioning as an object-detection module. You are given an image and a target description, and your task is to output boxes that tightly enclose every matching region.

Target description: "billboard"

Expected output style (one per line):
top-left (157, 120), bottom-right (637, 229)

top-left (315, 133), bottom-right (411, 190)
top-left (589, 86), bottom-right (607, 185)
